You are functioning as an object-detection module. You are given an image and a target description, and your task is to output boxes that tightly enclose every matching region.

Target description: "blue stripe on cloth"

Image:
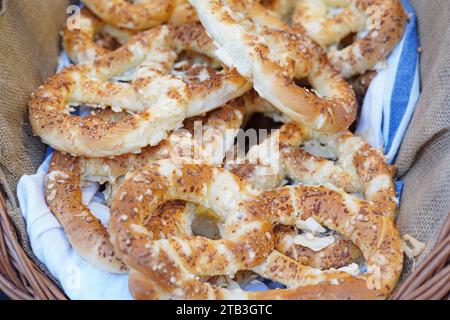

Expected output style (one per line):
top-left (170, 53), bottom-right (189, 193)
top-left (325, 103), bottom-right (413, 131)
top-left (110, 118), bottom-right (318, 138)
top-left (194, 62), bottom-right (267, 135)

top-left (45, 147), bottom-right (54, 158)
top-left (395, 180), bottom-right (404, 200)
top-left (385, 0), bottom-right (419, 155)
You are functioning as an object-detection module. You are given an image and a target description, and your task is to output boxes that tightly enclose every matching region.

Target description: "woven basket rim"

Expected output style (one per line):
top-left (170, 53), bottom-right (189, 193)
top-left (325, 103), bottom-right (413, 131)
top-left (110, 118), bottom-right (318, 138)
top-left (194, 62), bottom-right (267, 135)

top-left (0, 189), bottom-right (449, 300)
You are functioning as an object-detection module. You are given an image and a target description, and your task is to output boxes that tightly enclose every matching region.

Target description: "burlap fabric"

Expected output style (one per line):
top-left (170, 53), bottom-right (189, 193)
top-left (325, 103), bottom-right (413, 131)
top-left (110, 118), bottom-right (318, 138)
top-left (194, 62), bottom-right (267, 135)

top-left (0, 0), bottom-right (448, 288)
top-left (0, 0), bottom-right (70, 271)
top-left (395, 0), bottom-right (450, 277)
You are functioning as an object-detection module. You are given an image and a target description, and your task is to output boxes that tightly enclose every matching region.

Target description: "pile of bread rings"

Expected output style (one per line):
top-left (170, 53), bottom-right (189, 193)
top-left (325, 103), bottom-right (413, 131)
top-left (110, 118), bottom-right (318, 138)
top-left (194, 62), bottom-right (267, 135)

top-left (29, 0), bottom-right (408, 300)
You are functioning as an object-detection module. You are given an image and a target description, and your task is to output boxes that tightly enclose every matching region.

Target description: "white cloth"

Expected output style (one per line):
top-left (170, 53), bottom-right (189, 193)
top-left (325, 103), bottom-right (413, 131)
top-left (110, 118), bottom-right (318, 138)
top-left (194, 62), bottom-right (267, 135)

top-left (357, 0), bottom-right (420, 163)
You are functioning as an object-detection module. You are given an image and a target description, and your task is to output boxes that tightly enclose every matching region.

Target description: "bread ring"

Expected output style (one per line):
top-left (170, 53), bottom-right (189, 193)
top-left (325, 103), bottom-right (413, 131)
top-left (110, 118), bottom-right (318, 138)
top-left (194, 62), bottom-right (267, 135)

top-left (110, 160), bottom-right (402, 299)
top-left (228, 115), bottom-right (396, 269)
top-left (251, 185), bottom-right (402, 299)
top-left (46, 151), bottom-right (195, 274)
top-left (231, 121), bottom-right (397, 218)
top-left (292, 0), bottom-right (408, 78)
top-left (83, 0), bottom-right (177, 30)
top-left (260, 0), bottom-right (297, 19)
top-left (189, 0), bottom-right (357, 132)
top-left (63, 8), bottom-right (137, 64)
top-left (109, 160), bottom-right (275, 299)
top-left (45, 100), bottom-right (245, 273)
top-left (30, 23), bottom-right (250, 157)
top-left (45, 151), bottom-right (129, 273)
top-left (63, 5), bottom-right (201, 64)
top-left (278, 121), bottom-right (398, 218)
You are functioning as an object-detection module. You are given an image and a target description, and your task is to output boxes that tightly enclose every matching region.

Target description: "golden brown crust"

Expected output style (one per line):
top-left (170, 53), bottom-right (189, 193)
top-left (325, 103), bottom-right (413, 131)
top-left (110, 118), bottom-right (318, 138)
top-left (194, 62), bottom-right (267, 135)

top-left (231, 120), bottom-right (397, 218)
top-left (30, 23), bottom-right (250, 157)
top-left (293, 0), bottom-right (408, 78)
top-left (190, 0), bottom-right (357, 132)
top-left (169, 0), bottom-right (199, 25)
top-left (82, 0), bottom-right (288, 32)
top-left (83, 0), bottom-right (176, 30)
top-left (129, 270), bottom-right (161, 300)
top-left (248, 277), bottom-right (381, 300)
top-left (280, 121), bottom-right (398, 217)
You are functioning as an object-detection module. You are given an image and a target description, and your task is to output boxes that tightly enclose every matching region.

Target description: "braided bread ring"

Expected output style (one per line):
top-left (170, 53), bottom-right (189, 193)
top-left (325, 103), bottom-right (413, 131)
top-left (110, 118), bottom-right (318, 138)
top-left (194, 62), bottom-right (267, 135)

top-left (229, 117), bottom-right (396, 269)
top-left (252, 185), bottom-right (402, 299)
top-left (293, 0), bottom-right (408, 78)
top-left (109, 160), bottom-right (274, 297)
top-left (190, 0), bottom-right (357, 132)
top-left (278, 121), bottom-right (397, 217)
top-left (45, 100), bottom-right (245, 273)
top-left (110, 160), bottom-right (402, 299)
top-left (30, 23), bottom-right (250, 157)
top-left (45, 152), bottom-right (128, 273)
top-left (63, 8), bottom-right (136, 64)
top-left (83, 0), bottom-right (176, 30)
top-left (46, 151), bottom-right (196, 274)
top-left (232, 121), bottom-right (397, 217)
top-left (63, 5), bottom-right (201, 65)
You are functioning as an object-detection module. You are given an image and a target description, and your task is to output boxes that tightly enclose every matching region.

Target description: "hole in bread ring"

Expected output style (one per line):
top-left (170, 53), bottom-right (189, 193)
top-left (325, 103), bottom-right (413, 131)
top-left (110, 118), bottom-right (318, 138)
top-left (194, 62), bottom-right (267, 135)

top-left (111, 160), bottom-right (402, 299)
top-left (293, 0), bottom-right (408, 78)
top-left (83, 0), bottom-right (177, 30)
top-left (30, 23), bottom-right (251, 157)
top-left (272, 225), bottom-right (362, 270)
top-left (190, 0), bottom-right (357, 132)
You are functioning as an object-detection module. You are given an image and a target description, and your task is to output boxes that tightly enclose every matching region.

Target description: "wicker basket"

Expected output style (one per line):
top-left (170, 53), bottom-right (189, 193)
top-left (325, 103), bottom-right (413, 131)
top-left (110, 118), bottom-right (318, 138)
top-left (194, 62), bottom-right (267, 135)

top-left (0, 0), bottom-right (449, 300)
top-left (0, 189), bottom-right (449, 300)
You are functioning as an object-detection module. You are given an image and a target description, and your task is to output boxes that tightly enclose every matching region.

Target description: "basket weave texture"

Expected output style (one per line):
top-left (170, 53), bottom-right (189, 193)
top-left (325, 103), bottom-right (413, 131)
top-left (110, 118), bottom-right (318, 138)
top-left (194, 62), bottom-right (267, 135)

top-left (0, 0), bottom-right (449, 300)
